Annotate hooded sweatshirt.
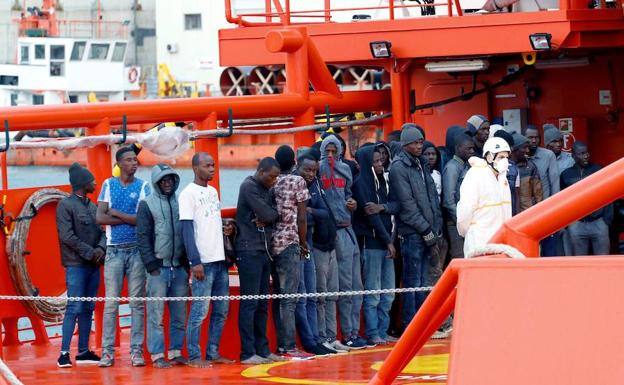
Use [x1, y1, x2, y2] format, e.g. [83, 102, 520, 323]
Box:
[137, 165, 186, 273]
[456, 157, 512, 257]
[319, 135, 354, 227]
[440, 125, 466, 169]
[352, 145, 394, 250]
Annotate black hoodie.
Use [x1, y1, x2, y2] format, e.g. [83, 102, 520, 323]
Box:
[352, 145, 393, 250]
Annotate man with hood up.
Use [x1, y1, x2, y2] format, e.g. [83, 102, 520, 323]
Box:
[466, 115, 490, 158]
[457, 137, 512, 256]
[353, 145, 396, 346]
[319, 135, 367, 350]
[389, 124, 443, 331]
[137, 164, 189, 369]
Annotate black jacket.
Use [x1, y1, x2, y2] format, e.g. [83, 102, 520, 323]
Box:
[389, 151, 443, 237]
[307, 178, 336, 252]
[561, 163, 613, 223]
[353, 145, 393, 250]
[235, 175, 279, 253]
[56, 194, 106, 267]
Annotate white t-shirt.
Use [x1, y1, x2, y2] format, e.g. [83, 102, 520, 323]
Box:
[178, 183, 225, 264]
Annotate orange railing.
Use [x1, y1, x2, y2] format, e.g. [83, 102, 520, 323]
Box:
[368, 157, 624, 384]
[225, 0, 464, 27]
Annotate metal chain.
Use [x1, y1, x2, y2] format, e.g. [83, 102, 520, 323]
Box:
[0, 286, 432, 302]
[0, 358, 24, 385]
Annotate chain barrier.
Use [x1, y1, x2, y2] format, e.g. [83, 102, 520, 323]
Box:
[0, 286, 433, 303]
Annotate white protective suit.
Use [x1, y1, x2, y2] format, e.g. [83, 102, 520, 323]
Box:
[456, 156, 512, 257]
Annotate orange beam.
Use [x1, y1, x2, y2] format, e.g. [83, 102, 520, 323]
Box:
[0, 90, 389, 131]
[194, 113, 221, 192]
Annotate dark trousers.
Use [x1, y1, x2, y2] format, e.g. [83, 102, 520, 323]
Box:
[237, 251, 271, 360]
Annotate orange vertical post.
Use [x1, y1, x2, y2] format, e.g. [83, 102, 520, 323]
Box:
[1, 152, 7, 190]
[324, 0, 331, 21]
[87, 118, 111, 349]
[194, 113, 221, 192]
[390, 68, 407, 130]
[293, 107, 316, 150]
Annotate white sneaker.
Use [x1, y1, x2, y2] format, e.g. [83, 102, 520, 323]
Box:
[431, 326, 452, 339]
[329, 340, 351, 353]
[323, 341, 347, 354]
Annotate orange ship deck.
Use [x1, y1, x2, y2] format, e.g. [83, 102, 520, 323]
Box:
[2, 329, 449, 385]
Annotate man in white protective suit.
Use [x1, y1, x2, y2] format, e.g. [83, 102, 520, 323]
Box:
[456, 137, 512, 257]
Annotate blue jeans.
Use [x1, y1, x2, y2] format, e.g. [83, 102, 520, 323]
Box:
[146, 266, 189, 361]
[362, 248, 395, 340]
[186, 261, 230, 361]
[313, 248, 338, 342]
[541, 234, 558, 257]
[102, 245, 146, 355]
[335, 227, 363, 338]
[61, 266, 100, 352]
[237, 251, 271, 360]
[274, 244, 301, 351]
[295, 257, 319, 349]
[400, 234, 430, 328]
[568, 219, 610, 256]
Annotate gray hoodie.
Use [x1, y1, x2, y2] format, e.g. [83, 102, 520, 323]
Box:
[319, 135, 353, 227]
[136, 164, 186, 273]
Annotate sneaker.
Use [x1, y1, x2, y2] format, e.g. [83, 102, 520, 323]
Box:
[170, 355, 188, 366]
[304, 344, 330, 357]
[208, 355, 236, 364]
[98, 352, 114, 367]
[152, 358, 172, 369]
[57, 352, 72, 368]
[342, 336, 366, 350]
[384, 335, 399, 343]
[319, 343, 338, 355]
[130, 352, 146, 367]
[354, 336, 370, 347]
[241, 355, 271, 365]
[431, 326, 452, 339]
[264, 353, 287, 362]
[75, 350, 100, 364]
[327, 340, 350, 353]
[367, 337, 387, 347]
[279, 349, 315, 361]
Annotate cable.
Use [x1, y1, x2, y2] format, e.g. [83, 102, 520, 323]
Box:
[6, 188, 69, 322]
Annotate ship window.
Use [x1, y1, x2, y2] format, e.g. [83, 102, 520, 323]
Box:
[111, 42, 127, 62]
[88, 43, 110, 60]
[0, 75, 18, 86]
[71, 42, 86, 61]
[10, 93, 18, 106]
[35, 44, 45, 59]
[68, 94, 78, 103]
[184, 14, 202, 30]
[50, 62, 64, 76]
[32, 94, 44, 105]
[51, 45, 65, 60]
[20, 45, 29, 63]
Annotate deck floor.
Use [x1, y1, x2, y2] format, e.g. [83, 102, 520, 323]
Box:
[2, 330, 450, 385]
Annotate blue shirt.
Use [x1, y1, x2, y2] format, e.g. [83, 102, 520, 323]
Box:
[98, 177, 151, 245]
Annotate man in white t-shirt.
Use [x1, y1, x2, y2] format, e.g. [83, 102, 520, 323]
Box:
[181, 152, 234, 367]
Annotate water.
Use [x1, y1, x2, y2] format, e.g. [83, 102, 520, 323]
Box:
[7, 166, 254, 207]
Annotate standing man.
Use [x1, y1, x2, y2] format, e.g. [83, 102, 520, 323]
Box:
[137, 164, 189, 369]
[319, 135, 366, 350]
[181, 153, 235, 366]
[236, 157, 282, 364]
[272, 145, 314, 360]
[97, 146, 151, 367]
[543, 124, 575, 174]
[442, 133, 474, 260]
[523, 125, 560, 255]
[389, 125, 443, 331]
[510, 133, 543, 213]
[560, 142, 612, 256]
[56, 163, 106, 368]
[466, 115, 490, 158]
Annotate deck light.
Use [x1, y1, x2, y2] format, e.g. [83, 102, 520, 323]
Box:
[425, 59, 490, 73]
[529, 33, 552, 51]
[370, 41, 392, 59]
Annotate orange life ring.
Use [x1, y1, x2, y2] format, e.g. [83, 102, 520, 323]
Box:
[128, 67, 138, 83]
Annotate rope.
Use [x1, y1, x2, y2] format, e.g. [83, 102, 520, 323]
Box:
[0, 358, 24, 385]
[6, 188, 69, 323]
[465, 243, 527, 259]
[0, 286, 432, 302]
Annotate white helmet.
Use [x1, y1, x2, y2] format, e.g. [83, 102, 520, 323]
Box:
[483, 137, 510, 157]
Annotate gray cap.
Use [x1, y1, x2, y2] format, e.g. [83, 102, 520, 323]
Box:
[511, 132, 528, 151]
[543, 124, 563, 145]
[400, 123, 425, 146]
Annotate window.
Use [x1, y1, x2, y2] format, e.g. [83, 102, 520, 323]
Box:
[0, 75, 18, 86]
[20, 45, 29, 63]
[71, 42, 86, 61]
[10, 94, 18, 106]
[32, 95, 44, 105]
[111, 42, 127, 62]
[88, 43, 109, 60]
[184, 14, 202, 30]
[50, 62, 64, 76]
[68, 95, 78, 103]
[35, 45, 45, 59]
[50, 45, 65, 60]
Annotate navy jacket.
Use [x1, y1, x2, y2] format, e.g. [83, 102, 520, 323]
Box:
[307, 177, 337, 252]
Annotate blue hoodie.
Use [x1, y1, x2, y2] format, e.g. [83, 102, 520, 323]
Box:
[319, 135, 353, 227]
